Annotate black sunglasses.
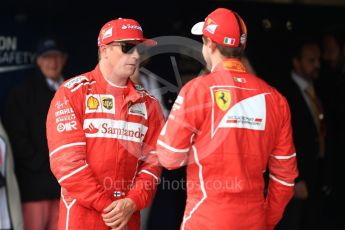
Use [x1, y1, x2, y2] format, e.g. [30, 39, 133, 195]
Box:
[119, 43, 137, 54]
[108, 42, 145, 54]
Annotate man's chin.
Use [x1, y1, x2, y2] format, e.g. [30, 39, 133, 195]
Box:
[126, 67, 137, 76]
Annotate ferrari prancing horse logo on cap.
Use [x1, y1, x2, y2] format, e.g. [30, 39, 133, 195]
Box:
[215, 90, 231, 111]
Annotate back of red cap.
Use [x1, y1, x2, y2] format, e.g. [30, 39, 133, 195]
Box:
[191, 8, 247, 47]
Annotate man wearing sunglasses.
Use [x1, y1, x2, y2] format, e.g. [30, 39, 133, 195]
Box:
[46, 18, 164, 230]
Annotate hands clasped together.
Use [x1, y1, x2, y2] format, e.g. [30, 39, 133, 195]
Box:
[102, 198, 136, 230]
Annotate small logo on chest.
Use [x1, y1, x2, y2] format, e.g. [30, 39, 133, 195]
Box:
[85, 94, 115, 114]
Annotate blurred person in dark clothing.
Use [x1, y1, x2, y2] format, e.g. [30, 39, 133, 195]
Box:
[317, 29, 345, 117]
[321, 29, 345, 76]
[277, 35, 332, 230]
[317, 28, 345, 229]
[2, 37, 67, 230]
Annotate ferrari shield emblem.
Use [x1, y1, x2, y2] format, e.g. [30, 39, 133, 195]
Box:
[215, 90, 231, 111]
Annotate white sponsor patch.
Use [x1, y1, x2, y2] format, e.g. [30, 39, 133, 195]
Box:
[56, 114, 76, 123]
[175, 96, 184, 105]
[85, 94, 115, 114]
[128, 103, 147, 119]
[57, 121, 77, 132]
[134, 84, 145, 91]
[103, 28, 113, 39]
[214, 93, 267, 136]
[205, 24, 218, 34]
[121, 24, 143, 31]
[55, 107, 76, 123]
[55, 108, 74, 117]
[55, 97, 70, 110]
[172, 104, 181, 111]
[210, 86, 269, 137]
[240, 34, 247, 45]
[233, 77, 246, 83]
[171, 96, 184, 112]
[64, 76, 88, 89]
[83, 118, 148, 143]
[224, 37, 236, 45]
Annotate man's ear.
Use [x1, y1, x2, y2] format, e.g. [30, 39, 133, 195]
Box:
[205, 38, 217, 53]
[210, 41, 217, 53]
[99, 46, 108, 59]
[36, 56, 42, 67]
[61, 53, 68, 66]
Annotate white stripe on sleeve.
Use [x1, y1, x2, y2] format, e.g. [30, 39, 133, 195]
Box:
[50, 142, 86, 157]
[269, 174, 294, 187]
[138, 169, 160, 183]
[270, 153, 296, 160]
[58, 164, 89, 183]
[157, 140, 189, 153]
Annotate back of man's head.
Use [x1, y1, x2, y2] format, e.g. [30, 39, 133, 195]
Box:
[191, 8, 247, 58]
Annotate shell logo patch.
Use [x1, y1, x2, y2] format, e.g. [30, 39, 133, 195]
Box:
[87, 96, 99, 110]
[215, 90, 231, 111]
[85, 94, 115, 115]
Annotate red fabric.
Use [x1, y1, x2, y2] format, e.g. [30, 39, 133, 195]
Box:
[97, 18, 156, 46]
[192, 8, 247, 47]
[157, 59, 298, 230]
[22, 200, 59, 230]
[47, 65, 163, 230]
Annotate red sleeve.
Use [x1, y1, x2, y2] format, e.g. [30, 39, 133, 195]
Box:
[47, 84, 112, 213]
[126, 99, 164, 210]
[265, 95, 298, 229]
[157, 81, 205, 169]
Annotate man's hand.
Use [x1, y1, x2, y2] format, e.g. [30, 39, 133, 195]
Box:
[294, 180, 308, 200]
[102, 198, 136, 230]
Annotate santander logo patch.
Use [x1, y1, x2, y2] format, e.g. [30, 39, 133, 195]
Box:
[83, 118, 148, 143]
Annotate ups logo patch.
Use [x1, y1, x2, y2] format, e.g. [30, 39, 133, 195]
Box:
[102, 97, 113, 110]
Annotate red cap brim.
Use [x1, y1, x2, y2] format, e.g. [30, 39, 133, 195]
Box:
[142, 39, 157, 46]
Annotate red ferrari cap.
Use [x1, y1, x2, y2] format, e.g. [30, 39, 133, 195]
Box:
[97, 18, 157, 46]
[191, 8, 247, 47]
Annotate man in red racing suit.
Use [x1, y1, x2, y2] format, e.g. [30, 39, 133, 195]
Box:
[157, 8, 298, 230]
[46, 18, 163, 230]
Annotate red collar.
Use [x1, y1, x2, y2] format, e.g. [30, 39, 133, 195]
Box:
[212, 58, 247, 73]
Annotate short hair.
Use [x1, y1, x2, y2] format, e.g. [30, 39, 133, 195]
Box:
[323, 27, 345, 48]
[203, 36, 245, 58]
[289, 34, 320, 60]
[215, 44, 245, 58]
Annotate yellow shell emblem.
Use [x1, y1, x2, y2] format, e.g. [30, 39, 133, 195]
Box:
[215, 90, 231, 111]
[87, 96, 99, 110]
